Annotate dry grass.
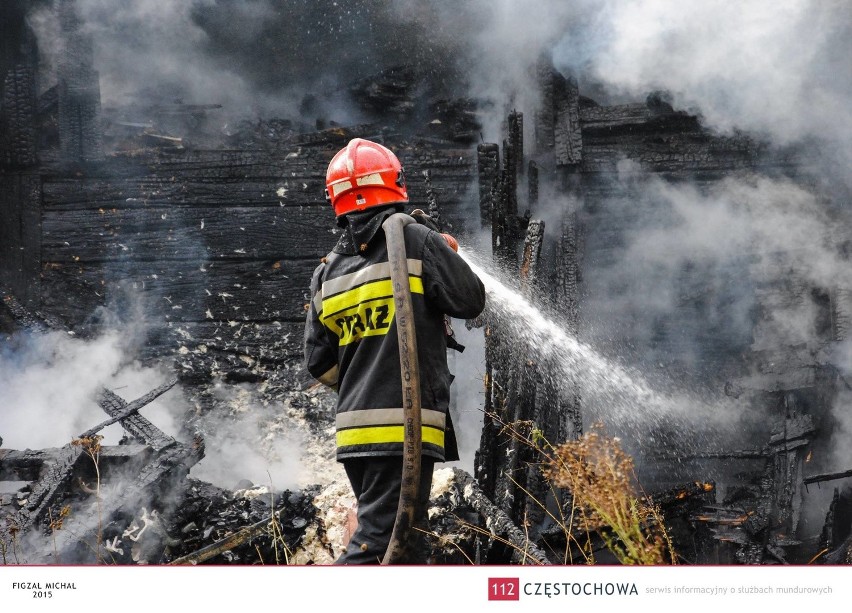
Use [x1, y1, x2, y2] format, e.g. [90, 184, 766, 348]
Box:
[71, 435, 104, 563]
[542, 423, 674, 565]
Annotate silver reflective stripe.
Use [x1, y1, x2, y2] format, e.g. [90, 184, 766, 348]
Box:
[331, 180, 352, 197]
[336, 408, 445, 430]
[322, 259, 423, 300]
[356, 173, 385, 186]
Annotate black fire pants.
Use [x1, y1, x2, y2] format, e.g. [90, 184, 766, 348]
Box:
[335, 456, 435, 565]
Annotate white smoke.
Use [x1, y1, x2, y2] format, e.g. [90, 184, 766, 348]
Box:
[0, 329, 181, 450]
[554, 1, 852, 166]
[187, 382, 327, 491]
[587, 168, 850, 350]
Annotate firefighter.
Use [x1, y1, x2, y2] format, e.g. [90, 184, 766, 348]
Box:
[303, 138, 485, 564]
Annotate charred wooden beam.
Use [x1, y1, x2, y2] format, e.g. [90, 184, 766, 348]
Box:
[552, 211, 583, 445]
[477, 143, 499, 227]
[97, 387, 176, 452]
[9, 444, 84, 536]
[493, 220, 546, 528]
[534, 57, 557, 154]
[474, 335, 499, 499]
[79, 377, 178, 438]
[769, 410, 813, 536]
[519, 220, 544, 292]
[507, 111, 523, 178]
[348, 65, 417, 116]
[57, 0, 103, 162]
[769, 412, 815, 446]
[451, 468, 550, 565]
[0, 444, 151, 482]
[554, 76, 582, 166]
[0, 174, 42, 307]
[804, 468, 852, 487]
[2, 64, 37, 168]
[48, 437, 205, 562]
[422, 169, 444, 230]
[1, 287, 53, 332]
[528, 160, 538, 207]
[169, 510, 277, 565]
[818, 488, 840, 553]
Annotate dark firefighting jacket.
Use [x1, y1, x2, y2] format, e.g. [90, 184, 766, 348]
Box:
[304, 207, 486, 462]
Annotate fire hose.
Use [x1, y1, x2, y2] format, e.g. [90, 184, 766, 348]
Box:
[381, 212, 422, 564]
[380, 212, 460, 563]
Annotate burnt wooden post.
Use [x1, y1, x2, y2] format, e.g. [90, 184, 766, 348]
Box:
[555, 211, 583, 444]
[528, 160, 539, 207]
[57, 0, 103, 163]
[477, 143, 500, 227]
[422, 169, 442, 228]
[2, 65, 37, 167]
[508, 110, 523, 177]
[554, 76, 582, 167]
[0, 15, 41, 307]
[535, 57, 582, 167]
[517, 221, 549, 529]
[534, 57, 556, 155]
[0, 173, 41, 305]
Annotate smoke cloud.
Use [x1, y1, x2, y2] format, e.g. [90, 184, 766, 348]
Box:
[0, 329, 180, 449]
[187, 382, 338, 491]
[553, 1, 852, 175]
[582, 169, 851, 364]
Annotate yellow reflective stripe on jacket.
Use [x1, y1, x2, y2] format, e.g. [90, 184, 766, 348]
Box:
[322, 276, 423, 317]
[320, 276, 424, 346]
[321, 259, 423, 302]
[336, 425, 445, 448]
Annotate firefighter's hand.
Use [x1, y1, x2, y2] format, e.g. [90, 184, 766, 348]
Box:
[410, 209, 440, 232]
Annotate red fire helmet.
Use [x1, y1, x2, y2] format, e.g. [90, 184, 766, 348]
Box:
[325, 138, 409, 218]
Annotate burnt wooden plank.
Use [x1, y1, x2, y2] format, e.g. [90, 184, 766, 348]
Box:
[579, 103, 655, 129]
[804, 468, 852, 487]
[81, 378, 177, 438]
[0, 445, 154, 482]
[0, 173, 41, 305]
[42, 204, 337, 262]
[578, 133, 768, 173]
[97, 388, 175, 452]
[477, 143, 499, 227]
[41, 177, 325, 209]
[49, 439, 204, 563]
[555, 76, 582, 166]
[41, 257, 319, 324]
[2, 65, 38, 167]
[0, 449, 49, 481]
[11, 444, 84, 534]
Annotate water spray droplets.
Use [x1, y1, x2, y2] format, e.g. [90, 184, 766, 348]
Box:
[458, 248, 743, 452]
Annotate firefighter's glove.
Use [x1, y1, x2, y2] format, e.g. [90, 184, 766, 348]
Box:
[410, 209, 441, 232]
[441, 233, 459, 252]
[411, 209, 458, 251]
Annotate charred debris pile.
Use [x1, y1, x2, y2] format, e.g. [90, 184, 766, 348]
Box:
[3, 3, 852, 565]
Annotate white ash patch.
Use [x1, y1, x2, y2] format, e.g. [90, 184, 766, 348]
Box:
[290, 480, 355, 564]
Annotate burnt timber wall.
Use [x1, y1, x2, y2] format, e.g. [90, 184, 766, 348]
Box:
[32, 140, 476, 384]
[474, 74, 849, 561]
